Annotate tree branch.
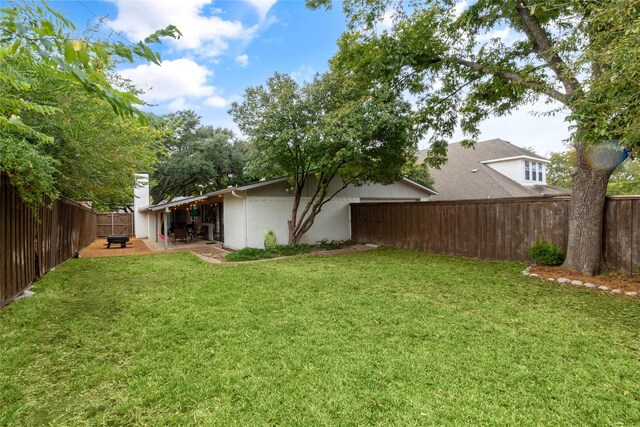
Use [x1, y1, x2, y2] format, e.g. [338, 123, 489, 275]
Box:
[514, 0, 581, 98]
[453, 57, 568, 103]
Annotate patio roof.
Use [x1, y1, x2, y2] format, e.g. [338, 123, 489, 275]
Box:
[137, 194, 210, 213]
[206, 176, 437, 197]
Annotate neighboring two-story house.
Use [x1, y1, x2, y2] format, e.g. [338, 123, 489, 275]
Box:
[417, 138, 569, 201]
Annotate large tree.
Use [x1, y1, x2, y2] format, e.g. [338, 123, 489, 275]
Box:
[549, 151, 640, 196]
[309, 0, 640, 275]
[229, 72, 416, 246]
[0, 1, 179, 207]
[151, 110, 249, 204]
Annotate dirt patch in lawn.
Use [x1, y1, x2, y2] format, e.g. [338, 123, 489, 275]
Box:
[80, 238, 153, 258]
[531, 265, 640, 295]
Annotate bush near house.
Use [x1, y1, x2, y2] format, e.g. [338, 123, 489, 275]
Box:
[529, 239, 565, 266]
[226, 241, 342, 261]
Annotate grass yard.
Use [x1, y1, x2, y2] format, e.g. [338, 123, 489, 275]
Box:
[1, 248, 639, 426]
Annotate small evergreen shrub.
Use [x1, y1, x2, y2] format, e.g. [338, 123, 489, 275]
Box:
[528, 239, 565, 266]
[264, 230, 277, 251]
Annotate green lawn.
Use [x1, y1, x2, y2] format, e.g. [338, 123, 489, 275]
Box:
[1, 248, 638, 426]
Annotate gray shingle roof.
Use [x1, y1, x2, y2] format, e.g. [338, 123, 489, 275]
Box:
[417, 138, 569, 201]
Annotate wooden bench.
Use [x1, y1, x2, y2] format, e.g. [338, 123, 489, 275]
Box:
[106, 235, 130, 248]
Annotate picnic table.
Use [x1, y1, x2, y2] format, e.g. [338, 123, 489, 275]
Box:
[105, 235, 129, 248]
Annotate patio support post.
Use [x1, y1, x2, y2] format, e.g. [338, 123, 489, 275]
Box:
[164, 208, 169, 251]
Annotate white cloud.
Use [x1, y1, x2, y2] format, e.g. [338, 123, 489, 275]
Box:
[375, 10, 394, 34]
[107, 0, 257, 57]
[118, 58, 215, 104]
[235, 54, 249, 67]
[244, 0, 278, 20]
[203, 96, 230, 108]
[453, 0, 468, 18]
[477, 27, 510, 42]
[291, 65, 316, 83]
[168, 97, 189, 111]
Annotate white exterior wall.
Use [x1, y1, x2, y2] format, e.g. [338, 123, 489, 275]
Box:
[147, 212, 157, 241]
[486, 159, 525, 185]
[134, 174, 150, 238]
[222, 194, 247, 250]
[241, 197, 358, 249]
[486, 159, 548, 186]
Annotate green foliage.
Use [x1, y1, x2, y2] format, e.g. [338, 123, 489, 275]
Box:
[264, 230, 277, 251]
[529, 239, 565, 266]
[229, 71, 416, 245]
[150, 111, 249, 204]
[225, 241, 342, 261]
[403, 160, 435, 188]
[548, 151, 640, 195]
[0, 1, 179, 208]
[547, 151, 575, 189]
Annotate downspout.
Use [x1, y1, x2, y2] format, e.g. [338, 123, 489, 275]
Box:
[231, 190, 248, 248]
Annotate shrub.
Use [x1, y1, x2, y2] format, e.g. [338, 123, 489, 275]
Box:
[264, 230, 277, 251]
[529, 239, 565, 266]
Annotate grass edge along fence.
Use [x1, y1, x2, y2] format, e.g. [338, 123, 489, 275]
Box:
[1, 176, 97, 308]
[350, 196, 640, 274]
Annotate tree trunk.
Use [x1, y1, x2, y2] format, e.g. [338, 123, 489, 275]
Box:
[562, 155, 611, 276]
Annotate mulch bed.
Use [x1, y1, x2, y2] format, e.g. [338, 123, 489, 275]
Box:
[80, 238, 153, 258]
[530, 265, 640, 294]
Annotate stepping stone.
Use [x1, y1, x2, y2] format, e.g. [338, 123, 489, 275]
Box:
[626, 291, 638, 297]
[597, 285, 609, 291]
[571, 280, 583, 286]
[557, 278, 571, 284]
[583, 283, 596, 289]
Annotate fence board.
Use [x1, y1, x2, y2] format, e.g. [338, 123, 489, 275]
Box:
[1, 177, 97, 308]
[351, 196, 640, 274]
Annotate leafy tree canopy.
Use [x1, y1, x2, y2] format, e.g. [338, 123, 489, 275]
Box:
[0, 0, 180, 208]
[549, 151, 640, 195]
[308, 0, 640, 274]
[229, 72, 417, 245]
[150, 110, 249, 204]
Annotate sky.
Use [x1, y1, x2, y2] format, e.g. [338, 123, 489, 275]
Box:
[52, 0, 572, 157]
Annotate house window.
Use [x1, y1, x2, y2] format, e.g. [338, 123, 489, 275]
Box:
[538, 163, 543, 181]
[524, 160, 530, 180]
[532, 163, 537, 181]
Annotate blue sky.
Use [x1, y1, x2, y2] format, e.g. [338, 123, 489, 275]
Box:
[51, 0, 571, 156]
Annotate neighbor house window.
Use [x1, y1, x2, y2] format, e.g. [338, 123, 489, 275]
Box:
[524, 160, 530, 180]
[532, 163, 537, 181]
[538, 163, 543, 181]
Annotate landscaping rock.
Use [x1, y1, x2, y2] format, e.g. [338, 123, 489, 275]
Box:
[597, 285, 609, 291]
[529, 273, 540, 278]
[547, 278, 555, 282]
[626, 291, 638, 298]
[557, 278, 571, 284]
[612, 289, 622, 295]
[522, 271, 530, 276]
[571, 280, 583, 286]
[583, 283, 596, 289]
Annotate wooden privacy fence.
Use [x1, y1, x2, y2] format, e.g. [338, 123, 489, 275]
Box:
[350, 196, 640, 274]
[96, 212, 134, 237]
[1, 177, 97, 308]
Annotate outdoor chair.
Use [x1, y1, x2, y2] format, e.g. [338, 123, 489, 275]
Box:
[197, 225, 208, 240]
[172, 227, 188, 243]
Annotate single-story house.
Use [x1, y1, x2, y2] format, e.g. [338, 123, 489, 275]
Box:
[416, 138, 569, 200]
[134, 176, 436, 250]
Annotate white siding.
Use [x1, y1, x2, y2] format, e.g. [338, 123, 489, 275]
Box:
[242, 197, 358, 249]
[222, 193, 247, 250]
[485, 159, 526, 185]
[134, 174, 150, 238]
